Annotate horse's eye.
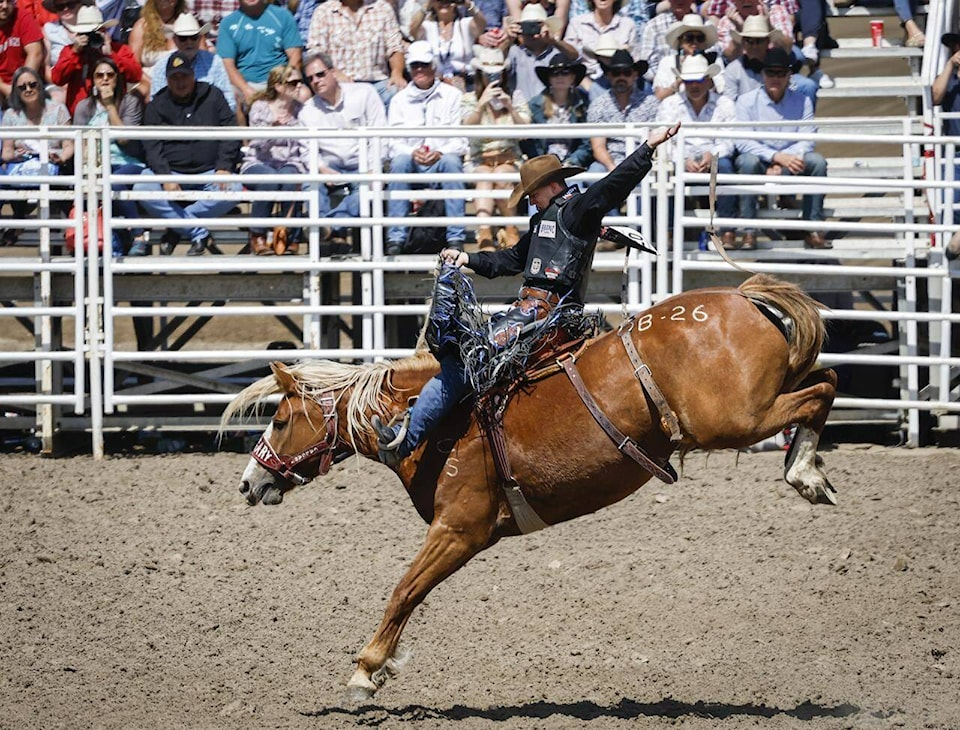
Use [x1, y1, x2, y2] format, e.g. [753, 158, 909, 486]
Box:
[273, 420, 287, 431]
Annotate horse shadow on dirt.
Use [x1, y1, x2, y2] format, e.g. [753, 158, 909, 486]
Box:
[302, 697, 863, 724]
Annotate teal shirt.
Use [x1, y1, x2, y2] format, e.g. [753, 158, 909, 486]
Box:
[217, 5, 302, 84]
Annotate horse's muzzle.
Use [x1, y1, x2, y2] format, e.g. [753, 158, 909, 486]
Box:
[239, 479, 285, 506]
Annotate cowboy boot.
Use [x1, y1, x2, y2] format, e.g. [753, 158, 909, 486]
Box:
[476, 225, 496, 252]
[497, 225, 520, 249]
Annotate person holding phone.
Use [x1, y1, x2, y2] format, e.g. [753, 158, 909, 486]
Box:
[461, 45, 531, 250]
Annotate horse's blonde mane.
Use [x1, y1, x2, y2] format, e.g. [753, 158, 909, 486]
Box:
[219, 352, 438, 442]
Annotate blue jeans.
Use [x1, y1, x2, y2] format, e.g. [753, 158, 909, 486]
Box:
[387, 153, 466, 244]
[798, 0, 828, 40]
[134, 168, 240, 242]
[244, 162, 303, 238]
[111, 162, 144, 244]
[317, 162, 360, 235]
[398, 353, 470, 458]
[735, 151, 827, 228]
[893, 0, 917, 22]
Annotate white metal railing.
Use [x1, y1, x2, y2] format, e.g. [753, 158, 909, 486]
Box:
[2, 119, 959, 453]
[0, 127, 87, 448]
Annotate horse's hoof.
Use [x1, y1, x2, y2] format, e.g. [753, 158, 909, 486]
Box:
[817, 479, 838, 506]
[346, 671, 377, 703]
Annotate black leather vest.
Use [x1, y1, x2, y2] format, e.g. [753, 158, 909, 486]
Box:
[522, 186, 590, 295]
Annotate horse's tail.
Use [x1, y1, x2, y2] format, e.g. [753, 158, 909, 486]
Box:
[739, 274, 826, 390]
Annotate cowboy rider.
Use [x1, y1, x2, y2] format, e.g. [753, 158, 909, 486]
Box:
[373, 121, 682, 467]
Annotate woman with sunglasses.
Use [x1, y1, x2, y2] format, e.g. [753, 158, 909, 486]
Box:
[409, 0, 486, 92]
[0, 66, 73, 247]
[72, 58, 148, 255]
[521, 53, 592, 168]
[241, 64, 309, 255]
[653, 14, 718, 100]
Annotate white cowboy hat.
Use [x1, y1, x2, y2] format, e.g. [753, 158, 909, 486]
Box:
[664, 14, 718, 49]
[673, 53, 721, 82]
[731, 14, 784, 45]
[518, 3, 564, 38]
[583, 33, 624, 61]
[170, 13, 212, 37]
[470, 45, 506, 74]
[63, 5, 118, 33]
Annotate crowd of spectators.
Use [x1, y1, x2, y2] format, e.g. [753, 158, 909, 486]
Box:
[0, 0, 948, 257]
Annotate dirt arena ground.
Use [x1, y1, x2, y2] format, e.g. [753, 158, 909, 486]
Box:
[0, 446, 957, 730]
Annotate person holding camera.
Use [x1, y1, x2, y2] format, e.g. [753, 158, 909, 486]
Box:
[51, 5, 143, 114]
[503, 1, 577, 102]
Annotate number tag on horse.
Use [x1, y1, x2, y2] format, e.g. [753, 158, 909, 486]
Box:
[538, 220, 556, 238]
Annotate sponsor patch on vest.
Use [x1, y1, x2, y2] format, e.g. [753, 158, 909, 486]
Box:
[530, 257, 542, 274]
[544, 266, 560, 280]
[538, 220, 556, 238]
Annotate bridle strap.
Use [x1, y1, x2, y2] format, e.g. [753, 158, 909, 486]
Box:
[250, 393, 338, 485]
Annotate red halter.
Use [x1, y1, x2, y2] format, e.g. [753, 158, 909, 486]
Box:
[250, 393, 339, 485]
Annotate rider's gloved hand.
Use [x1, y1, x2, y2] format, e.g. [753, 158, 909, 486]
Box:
[440, 248, 469, 268]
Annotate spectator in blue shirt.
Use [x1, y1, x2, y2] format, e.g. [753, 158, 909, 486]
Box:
[734, 46, 829, 249]
[217, 0, 302, 110]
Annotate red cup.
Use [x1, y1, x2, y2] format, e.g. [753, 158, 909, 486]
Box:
[870, 19, 884, 47]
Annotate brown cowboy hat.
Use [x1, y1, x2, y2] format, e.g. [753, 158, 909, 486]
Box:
[508, 154, 585, 208]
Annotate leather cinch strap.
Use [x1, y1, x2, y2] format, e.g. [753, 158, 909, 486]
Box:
[561, 356, 678, 485]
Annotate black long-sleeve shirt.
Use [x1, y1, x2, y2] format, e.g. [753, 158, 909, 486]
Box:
[142, 82, 240, 175]
[466, 143, 656, 293]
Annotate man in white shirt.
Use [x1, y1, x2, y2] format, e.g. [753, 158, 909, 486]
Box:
[298, 51, 387, 246]
[655, 54, 740, 247]
[385, 41, 468, 253]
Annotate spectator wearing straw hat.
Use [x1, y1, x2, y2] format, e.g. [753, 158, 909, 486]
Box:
[656, 53, 738, 247]
[0, 0, 44, 106]
[701, 0, 796, 61]
[637, 0, 695, 83]
[653, 13, 720, 100]
[586, 48, 656, 173]
[384, 41, 468, 254]
[521, 52, 592, 167]
[42, 0, 92, 78]
[503, 1, 576, 101]
[151, 13, 237, 112]
[934, 32, 960, 261]
[722, 14, 816, 104]
[51, 4, 142, 113]
[134, 51, 241, 256]
[734, 46, 828, 250]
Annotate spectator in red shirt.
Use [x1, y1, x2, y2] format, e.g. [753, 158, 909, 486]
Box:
[0, 0, 44, 106]
[50, 4, 142, 113]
